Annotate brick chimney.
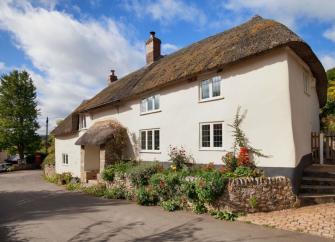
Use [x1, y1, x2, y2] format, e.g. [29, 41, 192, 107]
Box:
[108, 70, 117, 84]
[146, 31, 161, 64]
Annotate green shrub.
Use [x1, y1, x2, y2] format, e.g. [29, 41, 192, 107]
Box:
[128, 162, 163, 187]
[125, 190, 135, 200]
[104, 187, 126, 199]
[211, 211, 238, 221]
[102, 161, 136, 182]
[168, 146, 194, 171]
[192, 202, 207, 214]
[45, 174, 59, 184]
[136, 187, 159, 206]
[82, 184, 106, 197]
[181, 179, 198, 201]
[66, 182, 81, 191]
[59, 172, 73, 185]
[161, 199, 180, 212]
[249, 196, 258, 209]
[233, 166, 253, 177]
[150, 172, 183, 201]
[195, 171, 227, 203]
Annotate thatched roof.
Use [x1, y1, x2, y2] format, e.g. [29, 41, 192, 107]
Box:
[75, 120, 125, 146]
[52, 16, 327, 137]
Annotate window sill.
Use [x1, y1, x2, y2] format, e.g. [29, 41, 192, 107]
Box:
[199, 96, 224, 103]
[140, 109, 161, 116]
[199, 148, 224, 151]
[140, 150, 161, 154]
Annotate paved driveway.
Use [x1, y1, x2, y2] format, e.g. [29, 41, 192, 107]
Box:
[0, 170, 332, 242]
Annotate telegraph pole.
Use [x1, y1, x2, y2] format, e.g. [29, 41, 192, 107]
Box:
[45, 117, 49, 154]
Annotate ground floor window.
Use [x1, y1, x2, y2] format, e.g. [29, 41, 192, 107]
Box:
[140, 129, 160, 151]
[200, 122, 223, 149]
[62, 153, 69, 164]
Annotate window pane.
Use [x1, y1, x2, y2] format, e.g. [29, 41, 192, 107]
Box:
[154, 95, 160, 110]
[147, 97, 154, 111]
[140, 99, 146, 113]
[212, 77, 221, 97]
[141, 131, 146, 150]
[201, 80, 210, 99]
[147, 130, 153, 150]
[154, 130, 160, 150]
[213, 124, 222, 147]
[201, 124, 210, 147]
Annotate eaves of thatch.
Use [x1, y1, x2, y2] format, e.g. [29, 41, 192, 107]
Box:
[52, 16, 327, 137]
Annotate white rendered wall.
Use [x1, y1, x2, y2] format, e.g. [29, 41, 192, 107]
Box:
[55, 134, 82, 177]
[287, 49, 320, 166]
[91, 48, 297, 168]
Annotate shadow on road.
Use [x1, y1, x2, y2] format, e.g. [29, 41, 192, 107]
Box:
[0, 190, 130, 225]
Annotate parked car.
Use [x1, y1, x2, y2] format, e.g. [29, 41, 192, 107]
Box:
[5, 154, 26, 165]
[0, 163, 12, 172]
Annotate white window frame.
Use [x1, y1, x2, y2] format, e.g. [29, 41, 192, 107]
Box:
[199, 122, 224, 150]
[62, 153, 69, 165]
[303, 70, 310, 95]
[140, 128, 160, 153]
[199, 76, 223, 102]
[79, 114, 87, 130]
[140, 95, 161, 115]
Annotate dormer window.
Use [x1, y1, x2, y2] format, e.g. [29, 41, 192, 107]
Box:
[79, 114, 86, 129]
[200, 76, 223, 101]
[140, 95, 160, 114]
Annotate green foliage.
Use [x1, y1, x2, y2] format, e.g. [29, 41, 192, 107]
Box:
[0, 70, 40, 158]
[104, 186, 126, 199]
[327, 67, 335, 82]
[44, 174, 59, 184]
[149, 172, 183, 201]
[102, 161, 136, 182]
[192, 202, 207, 214]
[233, 166, 253, 177]
[81, 184, 106, 197]
[128, 162, 163, 187]
[168, 146, 194, 170]
[195, 171, 227, 203]
[66, 182, 81, 191]
[45, 172, 72, 185]
[211, 211, 238, 221]
[161, 199, 180, 212]
[249, 196, 258, 209]
[136, 187, 159, 206]
[42, 135, 55, 167]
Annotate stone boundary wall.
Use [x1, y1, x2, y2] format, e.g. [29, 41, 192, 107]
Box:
[44, 165, 56, 178]
[218, 176, 298, 213]
[103, 175, 298, 213]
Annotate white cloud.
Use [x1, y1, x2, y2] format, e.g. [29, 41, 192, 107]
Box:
[161, 43, 178, 54]
[0, 0, 145, 133]
[0, 62, 5, 71]
[123, 0, 206, 26]
[324, 26, 335, 43]
[321, 55, 335, 70]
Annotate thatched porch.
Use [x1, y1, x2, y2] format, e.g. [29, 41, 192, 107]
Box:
[75, 120, 127, 183]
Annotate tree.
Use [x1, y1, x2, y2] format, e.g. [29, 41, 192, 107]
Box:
[320, 67, 335, 131]
[0, 70, 40, 159]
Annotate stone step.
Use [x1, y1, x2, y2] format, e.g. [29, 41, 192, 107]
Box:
[300, 185, 335, 189]
[302, 177, 335, 182]
[299, 193, 335, 198]
[298, 193, 335, 205]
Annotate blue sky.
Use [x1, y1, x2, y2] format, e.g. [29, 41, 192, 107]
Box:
[0, 0, 335, 133]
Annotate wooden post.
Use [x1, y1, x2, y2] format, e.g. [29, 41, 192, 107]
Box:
[320, 133, 324, 165]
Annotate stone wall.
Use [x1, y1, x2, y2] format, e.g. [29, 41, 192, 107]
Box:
[103, 175, 298, 213]
[44, 165, 56, 177]
[215, 176, 298, 213]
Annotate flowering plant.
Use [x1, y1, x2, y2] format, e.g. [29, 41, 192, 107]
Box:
[168, 146, 194, 171]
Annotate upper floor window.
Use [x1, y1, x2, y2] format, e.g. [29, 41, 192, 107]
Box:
[62, 153, 69, 165]
[303, 71, 310, 95]
[140, 129, 160, 152]
[200, 122, 223, 149]
[79, 114, 86, 129]
[140, 95, 160, 114]
[200, 76, 222, 101]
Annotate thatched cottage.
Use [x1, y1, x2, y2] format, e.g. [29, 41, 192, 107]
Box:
[52, 16, 327, 190]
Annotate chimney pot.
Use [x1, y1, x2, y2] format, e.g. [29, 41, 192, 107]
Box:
[146, 31, 161, 65]
[108, 69, 118, 84]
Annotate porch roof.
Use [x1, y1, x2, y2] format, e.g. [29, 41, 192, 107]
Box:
[75, 120, 124, 146]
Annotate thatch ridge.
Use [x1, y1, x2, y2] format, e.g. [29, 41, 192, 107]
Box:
[53, 16, 327, 137]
